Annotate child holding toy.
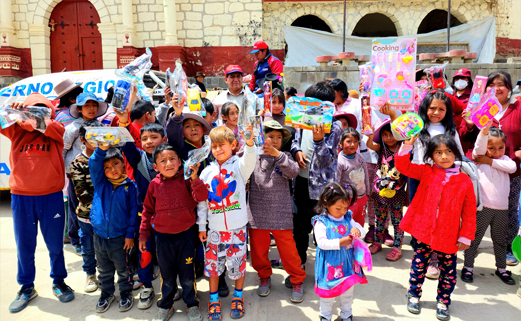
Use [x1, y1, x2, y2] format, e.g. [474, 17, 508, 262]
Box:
[462, 123, 517, 285]
[396, 134, 476, 321]
[220, 102, 240, 135]
[336, 128, 370, 226]
[139, 143, 208, 321]
[366, 107, 407, 261]
[260, 88, 296, 153]
[248, 120, 306, 303]
[197, 125, 257, 320]
[312, 183, 367, 321]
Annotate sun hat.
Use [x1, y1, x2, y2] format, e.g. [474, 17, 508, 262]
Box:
[225, 65, 244, 76]
[70, 93, 108, 119]
[372, 118, 391, 145]
[55, 78, 83, 99]
[263, 120, 292, 146]
[250, 41, 269, 54]
[182, 107, 211, 134]
[333, 110, 358, 130]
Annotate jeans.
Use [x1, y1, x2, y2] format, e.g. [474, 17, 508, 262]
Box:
[78, 220, 97, 276]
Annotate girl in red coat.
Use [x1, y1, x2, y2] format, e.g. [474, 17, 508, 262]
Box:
[396, 134, 476, 321]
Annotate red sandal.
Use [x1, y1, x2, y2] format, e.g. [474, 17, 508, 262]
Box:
[386, 248, 402, 261]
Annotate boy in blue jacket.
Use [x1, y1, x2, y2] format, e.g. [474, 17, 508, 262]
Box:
[89, 145, 138, 313]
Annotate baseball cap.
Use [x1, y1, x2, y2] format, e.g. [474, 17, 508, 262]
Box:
[250, 41, 269, 54]
[454, 68, 472, 78]
[225, 65, 244, 76]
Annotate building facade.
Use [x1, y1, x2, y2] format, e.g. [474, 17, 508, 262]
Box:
[0, 0, 519, 81]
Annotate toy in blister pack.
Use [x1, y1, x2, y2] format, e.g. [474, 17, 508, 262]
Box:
[0, 105, 52, 132]
[111, 79, 132, 112]
[184, 135, 211, 179]
[239, 87, 257, 129]
[352, 237, 373, 271]
[370, 38, 417, 111]
[414, 80, 429, 113]
[114, 47, 152, 102]
[173, 59, 188, 107]
[361, 95, 373, 135]
[263, 80, 272, 117]
[85, 127, 134, 148]
[470, 87, 501, 129]
[187, 88, 202, 112]
[424, 62, 448, 89]
[250, 115, 265, 155]
[391, 112, 424, 141]
[463, 75, 488, 119]
[359, 64, 373, 94]
[285, 97, 335, 133]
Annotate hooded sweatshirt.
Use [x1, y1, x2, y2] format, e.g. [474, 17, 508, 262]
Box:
[0, 93, 66, 196]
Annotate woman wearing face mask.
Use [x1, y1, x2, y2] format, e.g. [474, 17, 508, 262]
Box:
[451, 69, 474, 105]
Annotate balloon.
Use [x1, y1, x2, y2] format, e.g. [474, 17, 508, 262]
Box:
[141, 250, 152, 268]
[512, 235, 521, 262]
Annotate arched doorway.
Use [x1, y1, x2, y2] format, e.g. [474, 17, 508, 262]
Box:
[352, 13, 398, 37]
[417, 10, 463, 34]
[291, 15, 332, 33]
[49, 0, 103, 73]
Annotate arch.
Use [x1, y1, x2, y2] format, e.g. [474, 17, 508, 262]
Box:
[351, 13, 398, 38]
[32, 0, 111, 25]
[346, 11, 403, 37]
[291, 15, 333, 33]
[417, 9, 464, 34]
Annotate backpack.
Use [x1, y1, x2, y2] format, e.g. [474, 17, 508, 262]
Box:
[456, 157, 483, 211]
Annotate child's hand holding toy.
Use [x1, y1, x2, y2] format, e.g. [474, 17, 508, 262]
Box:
[240, 124, 255, 147]
[404, 133, 418, 146]
[350, 228, 361, 238]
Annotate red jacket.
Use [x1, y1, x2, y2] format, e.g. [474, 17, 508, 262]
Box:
[0, 93, 66, 196]
[249, 54, 283, 91]
[446, 92, 466, 130]
[139, 172, 209, 241]
[395, 152, 476, 254]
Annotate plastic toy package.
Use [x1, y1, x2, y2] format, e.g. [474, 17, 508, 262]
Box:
[391, 112, 424, 141]
[470, 87, 501, 129]
[352, 237, 373, 272]
[284, 97, 334, 133]
[0, 105, 52, 133]
[462, 75, 488, 119]
[263, 80, 272, 117]
[111, 79, 133, 112]
[250, 115, 265, 155]
[370, 38, 417, 111]
[414, 80, 430, 113]
[359, 64, 373, 95]
[183, 135, 211, 179]
[85, 127, 135, 148]
[114, 47, 153, 104]
[173, 60, 188, 108]
[424, 61, 449, 90]
[187, 86, 206, 116]
[361, 95, 373, 135]
[239, 87, 257, 129]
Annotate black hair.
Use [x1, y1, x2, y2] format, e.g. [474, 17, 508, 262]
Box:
[221, 102, 239, 118]
[103, 147, 124, 163]
[79, 119, 104, 141]
[315, 182, 358, 214]
[152, 143, 180, 163]
[140, 122, 165, 138]
[105, 86, 114, 103]
[285, 87, 297, 97]
[451, 75, 473, 92]
[415, 70, 427, 82]
[130, 100, 155, 122]
[418, 89, 456, 148]
[77, 100, 98, 112]
[272, 88, 285, 106]
[259, 48, 271, 57]
[340, 127, 361, 145]
[201, 97, 215, 115]
[488, 127, 507, 143]
[304, 81, 335, 103]
[265, 127, 284, 136]
[329, 79, 349, 101]
[424, 134, 462, 164]
[59, 87, 83, 108]
[486, 70, 513, 94]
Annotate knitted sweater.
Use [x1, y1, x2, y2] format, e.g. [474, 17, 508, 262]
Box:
[336, 152, 370, 198]
[248, 152, 299, 230]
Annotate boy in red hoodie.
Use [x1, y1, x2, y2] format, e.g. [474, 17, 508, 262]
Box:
[1, 93, 75, 313]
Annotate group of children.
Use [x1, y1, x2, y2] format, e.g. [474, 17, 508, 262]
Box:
[2, 69, 520, 321]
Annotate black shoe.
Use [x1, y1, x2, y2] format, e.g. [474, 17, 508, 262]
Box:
[495, 269, 515, 285]
[407, 296, 420, 314]
[461, 267, 473, 283]
[284, 276, 292, 288]
[218, 274, 229, 297]
[52, 282, 75, 302]
[436, 303, 450, 320]
[96, 291, 115, 313]
[119, 290, 134, 312]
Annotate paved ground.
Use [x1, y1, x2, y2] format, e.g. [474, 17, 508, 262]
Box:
[0, 194, 520, 321]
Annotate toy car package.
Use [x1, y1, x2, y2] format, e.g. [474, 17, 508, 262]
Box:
[284, 97, 334, 133]
[183, 135, 211, 179]
[85, 127, 134, 148]
[0, 105, 52, 133]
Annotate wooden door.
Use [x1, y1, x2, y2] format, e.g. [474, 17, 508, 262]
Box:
[50, 0, 103, 73]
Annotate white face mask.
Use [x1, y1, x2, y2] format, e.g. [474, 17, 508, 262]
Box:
[454, 79, 468, 90]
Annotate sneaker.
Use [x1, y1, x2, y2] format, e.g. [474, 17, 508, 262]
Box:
[73, 244, 82, 256]
[85, 274, 99, 293]
[96, 291, 115, 313]
[436, 302, 450, 321]
[153, 307, 174, 321]
[290, 283, 304, 303]
[132, 280, 140, 290]
[118, 290, 134, 312]
[342, 316, 353, 321]
[137, 286, 155, 309]
[364, 225, 375, 243]
[270, 234, 276, 246]
[257, 277, 271, 297]
[506, 252, 519, 266]
[174, 288, 182, 301]
[270, 259, 284, 270]
[207, 301, 222, 321]
[383, 229, 394, 246]
[9, 288, 38, 313]
[284, 276, 292, 288]
[187, 306, 203, 321]
[426, 262, 440, 279]
[495, 269, 515, 285]
[460, 267, 473, 283]
[369, 242, 382, 254]
[407, 296, 420, 314]
[218, 274, 229, 297]
[133, 273, 139, 282]
[52, 282, 75, 303]
[230, 297, 245, 319]
[153, 265, 160, 280]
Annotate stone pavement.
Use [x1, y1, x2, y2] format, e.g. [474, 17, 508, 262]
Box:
[0, 197, 520, 321]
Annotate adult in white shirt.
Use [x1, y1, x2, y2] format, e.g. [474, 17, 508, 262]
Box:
[211, 65, 246, 125]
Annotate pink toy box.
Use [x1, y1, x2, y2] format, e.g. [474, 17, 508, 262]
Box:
[470, 87, 501, 129]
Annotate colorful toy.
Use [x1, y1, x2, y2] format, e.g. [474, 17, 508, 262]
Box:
[263, 80, 273, 117]
[371, 38, 417, 111]
[187, 88, 202, 112]
[470, 88, 501, 129]
[391, 112, 424, 141]
[0, 105, 52, 132]
[250, 115, 265, 155]
[424, 62, 448, 89]
[114, 47, 152, 103]
[463, 75, 488, 119]
[512, 235, 521, 262]
[359, 64, 373, 94]
[361, 95, 373, 135]
[140, 251, 152, 268]
[184, 135, 211, 179]
[352, 237, 373, 271]
[285, 97, 334, 133]
[85, 127, 134, 148]
[111, 79, 132, 111]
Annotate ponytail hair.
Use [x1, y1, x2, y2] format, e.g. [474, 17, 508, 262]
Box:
[315, 182, 357, 214]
